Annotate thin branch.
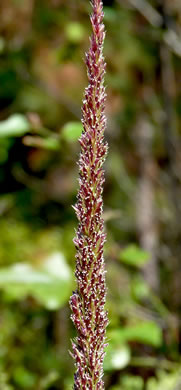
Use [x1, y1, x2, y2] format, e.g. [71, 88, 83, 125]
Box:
[118, 0, 163, 27]
[117, 0, 181, 57]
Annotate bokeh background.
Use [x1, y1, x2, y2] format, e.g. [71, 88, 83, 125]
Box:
[0, 0, 181, 389]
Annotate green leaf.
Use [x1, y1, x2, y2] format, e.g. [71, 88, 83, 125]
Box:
[13, 366, 36, 388]
[0, 138, 14, 164]
[147, 370, 180, 390]
[104, 343, 131, 371]
[23, 135, 60, 150]
[65, 22, 85, 43]
[120, 244, 150, 268]
[131, 277, 150, 300]
[121, 375, 144, 390]
[0, 252, 73, 310]
[36, 137, 60, 150]
[0, 114, 30, 137]
[109, 321, 162, 347]
[61, 121, 83, 141]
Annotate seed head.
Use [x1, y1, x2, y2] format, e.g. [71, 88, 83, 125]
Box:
[70, 1, 108, 388]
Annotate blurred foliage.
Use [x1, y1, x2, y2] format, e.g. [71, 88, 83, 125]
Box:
[0, 252, 73, 309]
[0, 0, 181, 389]
[61, 121, 83, 141]
[120, 244, 150, 267]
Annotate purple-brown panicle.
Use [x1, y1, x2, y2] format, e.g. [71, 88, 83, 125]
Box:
[70, 0, 108, 388]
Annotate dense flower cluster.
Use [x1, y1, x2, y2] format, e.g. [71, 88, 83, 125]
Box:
[70, 0, 108, 388]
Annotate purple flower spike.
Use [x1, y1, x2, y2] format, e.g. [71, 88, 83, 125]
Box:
[70, 0, 108, 389]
